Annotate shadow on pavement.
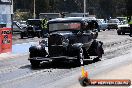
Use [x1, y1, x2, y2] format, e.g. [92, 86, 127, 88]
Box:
[31, 59, 101, 70]
[19, 58, 101, 70]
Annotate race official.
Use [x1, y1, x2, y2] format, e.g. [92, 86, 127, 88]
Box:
[41, 18, 48, 37]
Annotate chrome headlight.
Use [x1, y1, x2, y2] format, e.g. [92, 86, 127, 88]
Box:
[62, 38, 69, 47]
[37, 45, 42, 49]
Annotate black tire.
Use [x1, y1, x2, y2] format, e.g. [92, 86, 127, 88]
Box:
[108, 28, 110, 30]
[20, 32, 24, 39]
[117, 31, 121, 35]
[37, 32, 41, 38]
[103, 29, 105, 31]
[89, 40, 103, 62]
[30, 60, 40, 68]
[98, 28, 100, 32]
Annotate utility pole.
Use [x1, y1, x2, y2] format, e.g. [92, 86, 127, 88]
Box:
[33, 0, 36, 19]
[84, 0, 86, 17]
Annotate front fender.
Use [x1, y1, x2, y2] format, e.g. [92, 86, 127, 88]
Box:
[29, 45, 48, 58]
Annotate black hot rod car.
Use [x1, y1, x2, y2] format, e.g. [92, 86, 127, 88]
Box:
[28, 17, 104, 67]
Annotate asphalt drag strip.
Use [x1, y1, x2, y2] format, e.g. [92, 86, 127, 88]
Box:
[0, 30, 132, 88]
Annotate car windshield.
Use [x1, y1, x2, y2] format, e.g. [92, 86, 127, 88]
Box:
[49, 22, 81, 32]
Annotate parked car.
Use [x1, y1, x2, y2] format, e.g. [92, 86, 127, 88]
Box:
[97, 19, 108, 31]
[116, 17, 127, 23]
[117, 22, 130, 35]
[107, 19, 120, 30]
[28, 17, 104, 67]
[13, 21, 27, 33]
[20, 19, 43, 39]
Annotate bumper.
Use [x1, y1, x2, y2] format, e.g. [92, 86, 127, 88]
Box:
[28, 56, 77, 61]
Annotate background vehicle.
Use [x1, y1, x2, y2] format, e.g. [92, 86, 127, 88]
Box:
[97, 19, 108, 31]
[20, 19, 42, 39]
[28, 17, 104, 67]
[116, 17, 127, 24]
[107, 19, 120, 30]
[117, 22, 130, 35]
[13, 21, 27, 33]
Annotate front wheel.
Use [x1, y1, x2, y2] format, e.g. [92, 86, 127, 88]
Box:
[30, 60, 40, 68]
[103, 29, 106, 31]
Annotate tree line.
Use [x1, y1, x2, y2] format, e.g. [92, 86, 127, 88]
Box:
[13, 0, 130, 20]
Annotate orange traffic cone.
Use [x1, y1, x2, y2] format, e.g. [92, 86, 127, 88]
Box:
[81, 66, 88, 78]
[79, 66, 90, 87]
[84, 71, 88, 78]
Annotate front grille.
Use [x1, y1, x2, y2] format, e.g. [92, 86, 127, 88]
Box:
[48, 34, 62, 45]
[48, 34, 65, 57]
[49, 46, 65, 57]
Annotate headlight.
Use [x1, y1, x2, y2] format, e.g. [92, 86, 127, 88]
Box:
[37, 45, 42, 49]
[62, 38, 69, 47]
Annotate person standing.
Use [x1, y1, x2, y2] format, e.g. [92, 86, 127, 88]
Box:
[41, 18, 48, 38]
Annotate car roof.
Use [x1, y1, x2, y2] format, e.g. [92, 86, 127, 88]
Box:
[48, 17, 92, 23]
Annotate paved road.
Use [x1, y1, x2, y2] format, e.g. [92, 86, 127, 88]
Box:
[0, 30, 132, 88]
[68, 50, 132, 88]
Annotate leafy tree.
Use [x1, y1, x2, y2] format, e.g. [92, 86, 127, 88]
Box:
[13, 0, 128, 19]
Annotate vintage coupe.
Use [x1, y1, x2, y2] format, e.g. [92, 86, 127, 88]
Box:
[28, 17, 104, 67]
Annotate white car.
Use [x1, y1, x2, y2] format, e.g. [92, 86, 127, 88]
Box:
[97, 19, 108, 31]
[107, 19, 120, 30]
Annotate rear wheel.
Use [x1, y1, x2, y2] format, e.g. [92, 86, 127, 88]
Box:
[117, 31, 121, 35]
[103, 29, 105, 31]
[108, 27, 110, 30]
[88, 40, 104, 62]
[35, 31, 41, 38]
[20, 32, 24, 39]
[93, 42, 104, 62]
